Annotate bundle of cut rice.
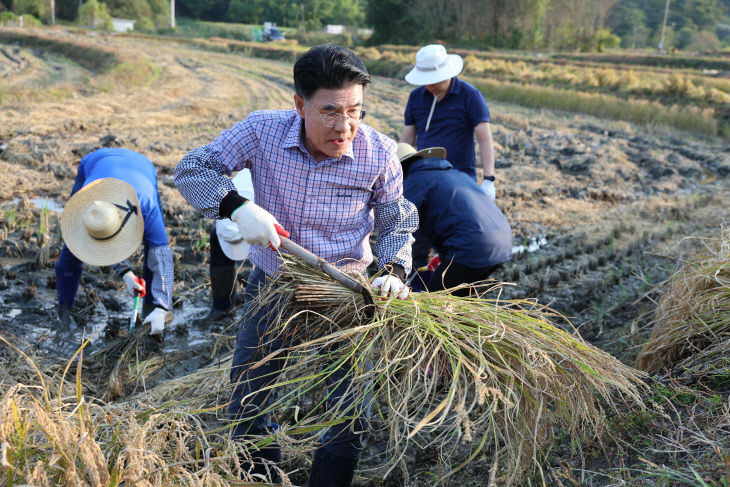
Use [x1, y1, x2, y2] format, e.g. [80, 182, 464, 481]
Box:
[636, 228, 730, 374]
[238, 255, 648, 484]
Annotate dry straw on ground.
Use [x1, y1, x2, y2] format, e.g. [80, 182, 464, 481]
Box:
[635, 227, 730, 374]
[0, 337, 276, 486]
[0, 253, 651, 486]
[237, 255, 649, 484]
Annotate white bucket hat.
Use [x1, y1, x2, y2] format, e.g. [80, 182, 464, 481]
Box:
[216, 169, 255, 261]
[405, 44, 463, 86]
[61, 178, 144, 266]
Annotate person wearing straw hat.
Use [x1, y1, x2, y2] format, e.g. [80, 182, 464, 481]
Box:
[200, 169, 254, 324]
[400, 44, 496, 199]
[55, 148, 174, 335]
[397, 143, 512, 295]
[175, 44, 418, 486]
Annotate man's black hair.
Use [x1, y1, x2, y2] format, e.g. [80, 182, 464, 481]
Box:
[293, 44, 371, 100]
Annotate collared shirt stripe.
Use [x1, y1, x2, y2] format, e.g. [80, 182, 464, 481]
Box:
[175, 110, 417, 276]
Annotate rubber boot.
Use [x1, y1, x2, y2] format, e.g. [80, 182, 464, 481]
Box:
[57, 305, 78, 329]
[204, 265, 237, 323]
[308, 449, 358, 487]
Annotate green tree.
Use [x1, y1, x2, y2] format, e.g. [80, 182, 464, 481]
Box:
[135, 16, 154, 31]
[225, 0, 263, 23]
[79, 0, 112, 30]
[148, 0, 170, 27]
[105, 0, 152, 23]
[682, 0, 726, 30]
[13, 0, 47, 21]
[682, 27, 722, 51]
[295, 0, 334, 30]
[55, 0, 79, 21]
[177, 0, 229, 20]
[366, 0, 426, 44]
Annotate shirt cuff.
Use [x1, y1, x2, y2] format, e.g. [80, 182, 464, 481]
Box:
[219, 190, 249, 219]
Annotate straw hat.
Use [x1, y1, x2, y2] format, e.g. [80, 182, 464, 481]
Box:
[216, 169, 255, 261]
[61, 178, 143, 266]
[405, 44, 463, 86]
[396, 142, 447, 166]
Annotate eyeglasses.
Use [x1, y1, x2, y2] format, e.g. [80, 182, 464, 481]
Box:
[307, 102, 366, 128]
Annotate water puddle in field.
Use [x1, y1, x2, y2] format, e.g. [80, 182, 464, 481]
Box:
[512, 234, 548, 256]
[5, 308, 21, 319]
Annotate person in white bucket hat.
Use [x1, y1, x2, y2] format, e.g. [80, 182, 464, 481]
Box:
[56, 148, 174, 335]
[201, 169, 254, 324]
[401, 44, 497, 198]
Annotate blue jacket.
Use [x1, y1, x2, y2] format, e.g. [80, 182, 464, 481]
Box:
[403, 157, 512, 268]
[73, 148, 168, 247]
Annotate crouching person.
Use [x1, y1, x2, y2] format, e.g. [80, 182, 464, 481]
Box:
[55, 148, 173, 335]
[174, 44, 418, 486]
[397, 143, 512, 296]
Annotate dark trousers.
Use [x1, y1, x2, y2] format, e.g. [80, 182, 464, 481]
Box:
[229, 267, 370, 461]
[426, 259, 502, 297]
[209, 227, 237, 311]
[55, 243, 154, 310]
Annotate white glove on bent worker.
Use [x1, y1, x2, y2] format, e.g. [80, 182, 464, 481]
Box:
[372, 275, 410, 300]
[144, 307, 166, 335]
[481, 180, 496, 200]
[122, 271, 145, 297]
[231, 202, 288, 250]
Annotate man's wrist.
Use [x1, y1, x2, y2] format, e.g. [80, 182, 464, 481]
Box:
[484, 175, 495, 182]
[220, 190, 249, 219]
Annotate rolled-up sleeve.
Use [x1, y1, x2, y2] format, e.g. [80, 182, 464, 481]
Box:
[371, 145, 418, 275]
[174, 146, 236, 219]
[147, 244, 174, 310]
[374, 197, 418, 276]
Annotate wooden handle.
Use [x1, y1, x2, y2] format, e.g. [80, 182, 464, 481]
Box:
[279, 236, 365, 293]
[279, 236, 376, 322]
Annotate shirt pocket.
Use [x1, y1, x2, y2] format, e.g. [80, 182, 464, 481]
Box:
[304, 172, 373, 234]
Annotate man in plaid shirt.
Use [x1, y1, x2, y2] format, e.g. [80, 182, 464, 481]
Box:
[174, 44, 418, 486]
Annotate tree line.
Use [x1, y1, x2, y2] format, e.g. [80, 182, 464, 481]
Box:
[1, 0, 728, 51]
[368, 0, 730, 51]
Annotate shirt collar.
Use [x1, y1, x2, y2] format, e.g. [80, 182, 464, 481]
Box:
[420, 76, 462, 99]
[449, 76, 463, 95]
[282, 112, 302, 149]
[283, 111, 356, 164]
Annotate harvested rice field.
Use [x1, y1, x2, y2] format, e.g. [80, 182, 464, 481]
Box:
[1, 27, 729, 486]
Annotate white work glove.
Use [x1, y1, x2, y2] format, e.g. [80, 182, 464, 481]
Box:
[372, 275, 410, 300]
[144, 307, 167, 335]
[481, 179, 496, 200]
[230, 202, 288, 250]
[122, 271, 145, 297]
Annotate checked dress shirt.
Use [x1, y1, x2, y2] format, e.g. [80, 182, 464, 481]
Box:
[175, 109, 418, 277]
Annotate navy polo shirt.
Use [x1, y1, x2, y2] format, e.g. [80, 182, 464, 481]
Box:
[404, 77, 490, 179]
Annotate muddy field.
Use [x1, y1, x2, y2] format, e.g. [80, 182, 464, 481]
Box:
[1, 28, 729, 485]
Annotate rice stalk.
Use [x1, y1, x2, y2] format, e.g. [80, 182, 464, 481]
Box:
[636, 228, 730, 374]
[0, 346, 275, 486]
[237, 254, 648, 484]
[128, 352, 234, 414]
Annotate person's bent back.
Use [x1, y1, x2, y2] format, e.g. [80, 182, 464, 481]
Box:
[398, 143, 512, 294]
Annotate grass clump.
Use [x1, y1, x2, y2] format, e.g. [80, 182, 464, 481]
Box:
[238, 255, 648, 484]
[635, 228, 730, 374]
[469, 77, 720, 138]
[0, 337, 269, 486]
